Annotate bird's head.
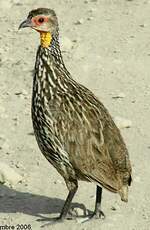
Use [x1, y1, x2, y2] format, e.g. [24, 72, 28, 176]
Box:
[19, 8, 58, 48]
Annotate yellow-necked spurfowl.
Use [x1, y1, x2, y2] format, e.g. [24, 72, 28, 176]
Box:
[19, 8, 132, 224]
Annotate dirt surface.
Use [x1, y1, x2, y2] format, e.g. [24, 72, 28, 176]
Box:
[0, 0, 150, 229]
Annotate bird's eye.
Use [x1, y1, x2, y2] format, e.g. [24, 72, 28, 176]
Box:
[38, 18, 44, 23]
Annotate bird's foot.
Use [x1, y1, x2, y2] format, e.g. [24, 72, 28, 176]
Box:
[78, 209, 105, 224]
[36, 213, 76, 227]
[90, 209, 105, 220]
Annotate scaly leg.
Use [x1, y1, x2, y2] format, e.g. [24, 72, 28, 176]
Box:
[40, 180, 78, 227]
[91, 186, 105, 219]
[59, 183, 78, 220]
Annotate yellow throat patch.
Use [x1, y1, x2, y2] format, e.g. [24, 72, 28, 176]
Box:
[40, 32, 52, 48]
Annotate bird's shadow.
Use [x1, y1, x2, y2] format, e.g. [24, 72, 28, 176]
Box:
[0, 184, 88, 220]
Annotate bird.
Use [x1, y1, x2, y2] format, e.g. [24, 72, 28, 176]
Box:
[19, 8, 132, 224]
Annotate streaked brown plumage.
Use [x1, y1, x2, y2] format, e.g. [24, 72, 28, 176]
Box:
[19, 8, 132, 223]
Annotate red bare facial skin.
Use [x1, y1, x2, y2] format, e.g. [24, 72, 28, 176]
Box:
[31, 16, 49, 27]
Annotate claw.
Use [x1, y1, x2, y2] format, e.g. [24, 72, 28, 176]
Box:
[77, 210, 105, 224]
[90, 210, 105, 219]
[36, 217, 52, 222]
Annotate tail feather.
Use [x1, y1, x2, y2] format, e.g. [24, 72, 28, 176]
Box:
[128, 175, 132, 186]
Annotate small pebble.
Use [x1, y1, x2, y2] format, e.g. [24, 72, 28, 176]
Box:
[112, 92, 126, 99]
[54, 179, 62, 184]
[87, 17, 94, 21]
[0, 162, 22, 185]
[70, 206, 88, 217]
[111, 202, 120, 211]
[131, 100, 136, 103]
[88, 8, 96, 13]
[111, 206, 117, 211]
[77, 217, 89, 224]
[74, 19, 84, 25]
[15, 89, 28, 96]
[114, 116, 132, 129]
[90, 194, 96, 199]
[139, 24, 145, 28]
[74, 207, 85, 216]
[15, 162, 25, 170]
[72, 39, 78, 43]
[12, 0, 23, 5]
[28, 132, 34, 136]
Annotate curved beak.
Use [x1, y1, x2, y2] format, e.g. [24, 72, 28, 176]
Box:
[18, 18, 32, 30]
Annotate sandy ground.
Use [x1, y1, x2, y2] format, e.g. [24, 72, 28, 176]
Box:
[0, 0, 150, 229]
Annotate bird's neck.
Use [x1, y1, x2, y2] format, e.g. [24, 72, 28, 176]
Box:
[40, 32, 52, 48]
[34, 30, 71, 93]
[33, 32, 72, 111]
[49, 34, 64, 66]
[39, 29, 65, 67]
[39, 31, 63, 55]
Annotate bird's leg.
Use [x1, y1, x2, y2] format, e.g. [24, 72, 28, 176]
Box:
[91, 186, 105, 219]
[40, 180, 78, 226]
[76, 186, 105, 224]
[59, 182, 78, 220]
